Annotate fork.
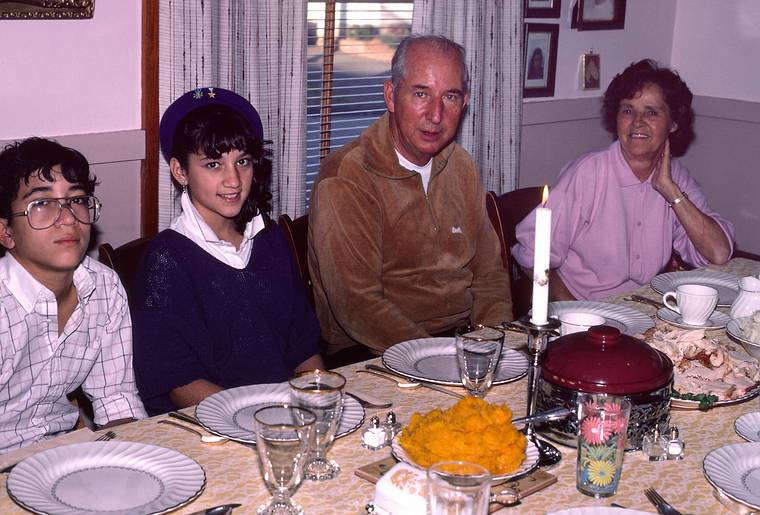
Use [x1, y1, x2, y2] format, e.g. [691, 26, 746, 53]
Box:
[644, 487, 682, 515]
[95, 430, 117, 442]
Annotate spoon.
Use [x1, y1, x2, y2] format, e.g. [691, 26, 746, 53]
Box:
[356, 369, 421, 389]
[157, 420, 228, 443]
[511, 407, 571, 427]
[187, 503, 242, 515]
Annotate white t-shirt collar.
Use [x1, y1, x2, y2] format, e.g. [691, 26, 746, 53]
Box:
[395, 150, 433, 193]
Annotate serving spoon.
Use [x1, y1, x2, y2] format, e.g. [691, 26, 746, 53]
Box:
[158, 420, 228, 443]
[356, 369, 421, 389]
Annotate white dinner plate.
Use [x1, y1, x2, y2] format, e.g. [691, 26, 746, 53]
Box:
[547, 301, 654, 335]
[651, 270, 740, 307]
[656, 307, 730, 330]
[728, 317, 760, 346]
[381, 337, 528, 386]
[735, 413, 760, 442]
[7, 441, 205, 515]
[703, 442, 760, 510]
[390, 435, 539, 484]
[195, 383, 365, 444]
[547, 508, 652, 515]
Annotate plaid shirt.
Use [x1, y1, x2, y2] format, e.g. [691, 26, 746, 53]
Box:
[0, 254, 147, 454]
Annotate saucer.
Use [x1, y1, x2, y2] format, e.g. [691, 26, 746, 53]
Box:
[656, 307, 730, 330]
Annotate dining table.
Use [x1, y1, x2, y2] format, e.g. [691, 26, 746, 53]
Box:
[1, 256, 759, 514]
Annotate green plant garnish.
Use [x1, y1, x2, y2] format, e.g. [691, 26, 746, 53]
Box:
[671, 390, 719, 411]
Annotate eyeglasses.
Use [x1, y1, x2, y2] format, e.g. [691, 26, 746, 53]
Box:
[11, 195, 102, 230]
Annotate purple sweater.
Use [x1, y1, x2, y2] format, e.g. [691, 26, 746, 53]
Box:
[512, 141, 735, 301]
[132, 222, 320, 415]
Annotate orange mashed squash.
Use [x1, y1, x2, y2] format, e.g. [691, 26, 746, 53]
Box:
[398, 396, 527, 474]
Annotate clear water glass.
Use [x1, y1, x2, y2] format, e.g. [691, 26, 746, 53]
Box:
[254, 404, 316, 515]
[455, 325, 504, 398]
[289, 370, 346, 481]
[427, 461, 491, 515]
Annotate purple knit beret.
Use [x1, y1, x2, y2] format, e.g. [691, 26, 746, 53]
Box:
[159, 87, 264, 163]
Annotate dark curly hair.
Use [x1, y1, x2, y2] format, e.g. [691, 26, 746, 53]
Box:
[0, 137, 97, 222]
[169, 104, 272, 233]
[602, 59, 695, 156]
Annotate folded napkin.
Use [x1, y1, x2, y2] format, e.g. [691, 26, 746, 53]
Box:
[372, 462, 427, 515]
[0, 427, 96, 472]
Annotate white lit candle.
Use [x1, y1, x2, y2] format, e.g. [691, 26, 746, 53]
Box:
[531, 185, 551, 325]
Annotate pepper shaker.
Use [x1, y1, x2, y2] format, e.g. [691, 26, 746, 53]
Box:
[642, 425, 667, 461]
[384, 411, 402, 444]
[362, 415, 388, 450]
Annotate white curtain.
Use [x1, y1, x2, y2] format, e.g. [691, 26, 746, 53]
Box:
[158, 0, 308, 229]
[412, 0, 523, 194]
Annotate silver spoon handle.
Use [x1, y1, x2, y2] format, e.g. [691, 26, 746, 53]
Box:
[158, 419, 202, 437]
[512, 407, 571, 426]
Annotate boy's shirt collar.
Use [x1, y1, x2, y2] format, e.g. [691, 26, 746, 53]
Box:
[0, 252, 93, 314]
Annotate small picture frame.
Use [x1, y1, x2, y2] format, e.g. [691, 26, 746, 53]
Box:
[0, 0, 95, 19]
[581, 53, 600, 90]
[572, 0, 626, 31]
[523, 23, 559, 98]
[525, 0, 561, 19]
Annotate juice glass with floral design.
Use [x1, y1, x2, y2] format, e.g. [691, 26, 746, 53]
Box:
[576, 393, 631, 498]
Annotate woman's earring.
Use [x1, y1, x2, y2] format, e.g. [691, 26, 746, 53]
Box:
[182, 182, 188, 194]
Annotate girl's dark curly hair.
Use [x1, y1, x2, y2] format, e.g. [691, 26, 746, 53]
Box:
[602, 59, 695, 156]
[170, 104, 272, 233]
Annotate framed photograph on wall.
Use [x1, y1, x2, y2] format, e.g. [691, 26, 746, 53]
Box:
[524, 23, 559, 98]
[0, 0, 94, 19]
[581, 53, 600, 90]
[525, 0, 561, 19]
[572, 0, 626, 31]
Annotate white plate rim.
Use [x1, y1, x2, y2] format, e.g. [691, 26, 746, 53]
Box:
[703, 442, 760, 510]
[672, 382, 760, 410]
[655, 307, 730, 330]
[390, 434, 539, 483]
[651, 270, 740, 307]
[728, 317, 760, 347]
[735, 412, 760, 442]
[194, 382, 365, 444]
[7, 441, 205, 515]
[381, 337, 529, 386]
[547, 301, 654, 335]
[547, 508, 653, 515]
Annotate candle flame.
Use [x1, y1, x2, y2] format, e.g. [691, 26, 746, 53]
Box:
[541, 185, 549, 205]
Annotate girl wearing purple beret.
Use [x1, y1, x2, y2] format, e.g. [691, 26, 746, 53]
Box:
[132, 88, 324, 415]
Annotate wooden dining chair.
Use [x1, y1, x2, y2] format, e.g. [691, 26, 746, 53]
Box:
[277, 213, 314, 307]
[97, 236, 153, 308]
[485, 187, 544, 320]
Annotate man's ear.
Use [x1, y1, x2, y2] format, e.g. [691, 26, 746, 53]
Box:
[0, 219, 15, 251]
[383, 80, 396, 113]
[169, 158, 187, 186]
[669, 122, 678, 134]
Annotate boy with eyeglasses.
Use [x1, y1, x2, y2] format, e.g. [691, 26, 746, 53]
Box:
[0, 137, 146, 454]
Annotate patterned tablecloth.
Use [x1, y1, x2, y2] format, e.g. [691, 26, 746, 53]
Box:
[1, 258, 759, 514]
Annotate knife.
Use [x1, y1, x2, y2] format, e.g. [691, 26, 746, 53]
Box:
[186, 503, 242, 515]
[365, 364, 464, 399]
[169, 411, 204, 427]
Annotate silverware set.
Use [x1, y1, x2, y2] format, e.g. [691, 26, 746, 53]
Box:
[362, 364, 465, 399]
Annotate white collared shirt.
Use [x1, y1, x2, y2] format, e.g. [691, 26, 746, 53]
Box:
[170, 191, 265, 269]
[395, 150, 433, 193]
[0, 253, 147, 454]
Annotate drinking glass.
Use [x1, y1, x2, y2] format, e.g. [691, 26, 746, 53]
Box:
[576, 393, 631, 498]
[427, 461, 491, 515]
[254, 404, 316, 515]
[455, 325, 504, 398]
[289, 370, 346, 480]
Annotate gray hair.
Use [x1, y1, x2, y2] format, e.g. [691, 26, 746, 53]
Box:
[390, 34, 470, 93]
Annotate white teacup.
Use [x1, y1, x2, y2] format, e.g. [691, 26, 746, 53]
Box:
[662, 284, 719, 326]
[559, 312, 606, 336]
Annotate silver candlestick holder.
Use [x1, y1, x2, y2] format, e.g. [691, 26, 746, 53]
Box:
[516, 315, 563, 467]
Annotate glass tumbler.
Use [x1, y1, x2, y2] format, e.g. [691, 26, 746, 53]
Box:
[576, 393, 631, 498]
[427, 461, 491, 515]
[289, 370, 346, 481]
[455, 324, 504, 398]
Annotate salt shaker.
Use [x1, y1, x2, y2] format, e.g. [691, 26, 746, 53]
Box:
[641, 425, 667, 461]
[362, 416, 388, 450]
[384, 411, 402, 444]
[665, 425, 685, 460]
